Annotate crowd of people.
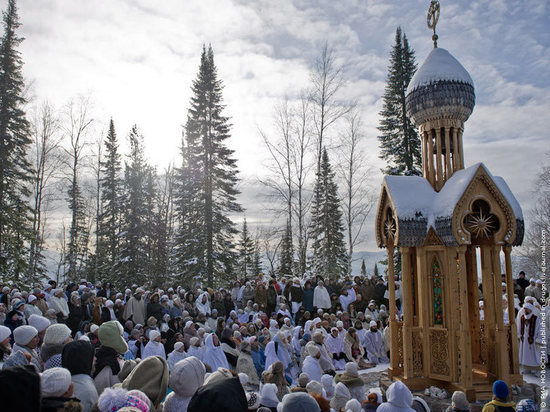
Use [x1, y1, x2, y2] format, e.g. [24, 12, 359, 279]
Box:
[0, 271, 545, 412]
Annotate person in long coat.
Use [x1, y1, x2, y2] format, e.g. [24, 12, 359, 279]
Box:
[236, 340, 259, 387]
[255, 283, 268, 313]
[122, 288, 146, 325]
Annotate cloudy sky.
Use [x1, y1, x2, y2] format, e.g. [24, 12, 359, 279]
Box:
[17, 0, 550, 251]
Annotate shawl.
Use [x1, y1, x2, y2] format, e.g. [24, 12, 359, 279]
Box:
[202, 333, 229, 370]
[93, 346, 120, 378]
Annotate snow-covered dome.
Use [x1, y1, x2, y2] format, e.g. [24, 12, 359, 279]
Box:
[406, 47, 475, 126]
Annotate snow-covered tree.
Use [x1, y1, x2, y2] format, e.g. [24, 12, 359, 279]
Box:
[238, 218, 255, 277]
[279, 220, 294, 277]
[309, 148, 348, 279]
[378, 27, 420, 176]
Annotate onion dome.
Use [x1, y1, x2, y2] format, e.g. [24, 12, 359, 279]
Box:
[406, 47, 475, 126]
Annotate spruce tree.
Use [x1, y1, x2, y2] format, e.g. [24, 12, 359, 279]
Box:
[360, 259, 367, 276]
[279, 220, 294, 277]
[374, 263, 379, 278]
[238, 218, 255, 277]
[175, 45, 242, 287]
[0, 0, 32, 280]
[119, 125, 149, 285]
[378, 27, 420, 176]
[98, 119, 122, 277]
[309, 148, 348, 279]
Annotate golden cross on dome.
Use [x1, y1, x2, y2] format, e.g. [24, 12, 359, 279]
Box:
[427, 0, 440, 48]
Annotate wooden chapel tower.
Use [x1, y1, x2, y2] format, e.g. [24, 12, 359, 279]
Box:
[375, 2, 524, 401]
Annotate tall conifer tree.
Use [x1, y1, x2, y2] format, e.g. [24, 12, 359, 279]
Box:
[98, 119, 122, 277]
[0, 0, 32, 279]
[279, 220, 294, 277]
[309, 148, 348, 279]
[175, 45, 242, 287]
[239, 218, 255, 277]
[378, 27, 420, 176]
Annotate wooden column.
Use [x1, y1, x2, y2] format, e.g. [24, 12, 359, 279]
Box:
[427, 131, 435, 188]
[387, 246, 399, 375]
[457, 246, 473, 388]
[491, 245, 508, 379]
[480, 245, 497, 378]
[401, 247, 414, 378]
[504, 245, 520, 375]
[444, 127, 452, 181]
[466, 246, 481, 364]
[422, 133, 428, 178]
[435, 128, 443, 191]
[416, 247, 431, 377]
[457, 128, 464, 169]
[452, 128, 459, 172]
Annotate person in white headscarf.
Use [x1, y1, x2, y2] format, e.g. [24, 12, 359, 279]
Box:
[142, 330, 166, 359]
[260, 383, 280, 410]
[49, 289, 70, 321]
[326, 327, 347, 370]
[377, 381, 414, 412]
[321, 374, 335, 400]
[195, 292, 211, 316]
[302, 343, 323, 383]
[518, 302, 544, 376]
[187, 337, 203, 361]
[313, 281, 331, 310]
[202, 333, 229, 371]
[264, 339, 278, 372]
[167, 342, 187, 370]
[330, 382, 351, 412]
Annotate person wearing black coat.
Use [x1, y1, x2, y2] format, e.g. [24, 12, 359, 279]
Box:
[188, 376, 247, 412]
[147, 293, 164, 322]
[67, 295, 88, 337]
[0, 365, 41, 412]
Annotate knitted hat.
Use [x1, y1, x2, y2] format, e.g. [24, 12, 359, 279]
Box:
[369, 321, 378, 328]
[98, 387, 149, 412]
[492, 380, 509, 399]
[281, 392, 321, 412]
[336, 321, 343, 328]
[99, 321, 128, 354]
[306, 380, 323, 395]
[246, 392, 261, 410]
[451, 391, 470, 410]
[27, 295, 37, 304]
[169, 356, 206, 397]
[345, 362, 358, 377]
[13, 325, 38, 346]
[121, 355, 169, 408]
[174, 342, 185, 351]
[0, 325, 11, 343]
[149, 330, 161, 341]
[90, 324, 99, 334]
[41, 367, 72, 397]
[190, 337, 200, 346]
[28, 314, 50, 333]
[44, 324, 72, 345]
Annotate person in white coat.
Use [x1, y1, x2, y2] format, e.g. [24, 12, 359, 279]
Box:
[302, 343, 323, 383]
[167, 342, 187, 370]
[518, 302, 545, 376]
[195, 292, 211, 316]
[202, 333, 229, 371]
[313, 281, 331, 310]
[326, 327, 347, 370]
[186, 337, 203, 361]
[142, 330, 166, 360]
[364, 321, 389, 364]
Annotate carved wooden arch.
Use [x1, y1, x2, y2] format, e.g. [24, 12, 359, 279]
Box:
[453, 166, 517, 245]
[375, 184, 399, 247]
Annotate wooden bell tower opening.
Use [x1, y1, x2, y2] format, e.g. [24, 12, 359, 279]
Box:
[375, 1, 524, 401]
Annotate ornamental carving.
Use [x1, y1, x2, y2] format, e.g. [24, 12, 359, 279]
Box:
[453, 166, 516, 246]
[412, 329, 424, 377]
[430, 328, 450, 376]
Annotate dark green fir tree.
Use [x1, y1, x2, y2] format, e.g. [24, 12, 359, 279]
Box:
[238, 218, 255, 277]
[309, 148, 348, 279]
[378, 27, 420, 176]
[174, 45, 242, 287]
[0, 0, 33, 280]
[360, 259, 367, 276]
[279, 219, 294, 277]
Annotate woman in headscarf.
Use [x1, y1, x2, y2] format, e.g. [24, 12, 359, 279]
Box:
[344, 327, 371, 369]
[184, 292, 198, 318]
[220, 328, 239, 368]
[67, 294, 87, 337]
[202, 333, 229, 371]
[146, 292, 164, 323]
[167, 341, 187, 370]
[321, 374, 335, 400]
[263, 361, 290, 401]
[182, 320, 197, 350]
[142, 330, 166, 359]
[195, 292, 211, 316]
[223, 293, 235, 319]
[259, 383, 280, 412]
[62, 340, 98, 412]
[330, 382, 351, 412]
[163, 356, 206, 412]
[236, 340, 259, 388]
[377, 381, 415, 412]
[254, 282, 268, 312]
[0, 325, 11, 369]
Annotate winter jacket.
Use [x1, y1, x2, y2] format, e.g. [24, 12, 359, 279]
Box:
[481, 399, 516, 412]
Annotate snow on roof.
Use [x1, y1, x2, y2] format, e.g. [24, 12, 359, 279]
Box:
[383, 163, 523, 245]
[406, 48, 474, 95]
